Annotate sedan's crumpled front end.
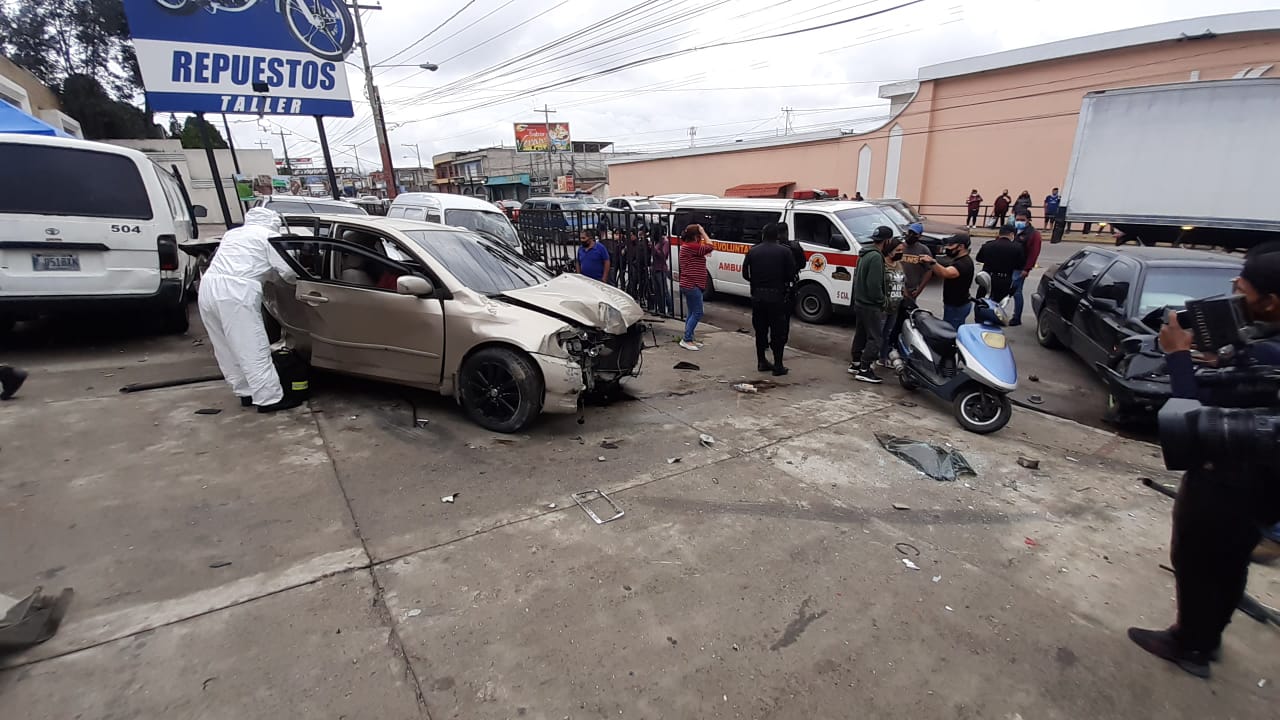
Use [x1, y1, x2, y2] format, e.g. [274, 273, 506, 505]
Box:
[554, 322, 647, 393]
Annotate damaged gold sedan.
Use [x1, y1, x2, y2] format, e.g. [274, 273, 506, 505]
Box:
[262, 214, 646, 432]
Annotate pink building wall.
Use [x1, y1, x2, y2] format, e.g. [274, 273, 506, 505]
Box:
[609, 30, 1280, 219]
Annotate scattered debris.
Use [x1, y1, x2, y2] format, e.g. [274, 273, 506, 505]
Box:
[1140, 476, 1177, 500]
[600, 440, 620, 449]
[732, 383, 758, 394]
[1074, 486, 1094, 493]
[902, 559, 921, 571]
[208, 560, 232, 569]
[405, 609, 422, 618]
[898, 400, 918, 407]
[711, 478, 719, 484]
[876, 433, 976, 482]
[546, 503, 558, 509]
[1028, 374, 1040, 382]
[202, 677, 216, 691]
[699, 433, 715, 448]
[596, 456, 607, 462]
[736, 327, 751, 334]
[945, 606, 954, 612]
[414, 418, 429, 428]
[192, 338, 204, 346]
[1024, 537, 1039, 547]
[732, 643, 740, 651]
[194, 408, 222, 416]
[492, 437, 516, 446]
[1027, 394, 1044, 405]
[0, 586, 74, 652]
[665, 457, 682, 464]
[894, 542, 920, 556]
[892, 502, 911, 511]
[572, 489, 625, 524]
[673, 361, 700, 371]
[1016, 456, 1040, 470]
[932, 575, 942, 583]
[441, 494, 458, 503]
[1064, 456, 1079, 463]
[1260, 679, 1269, 688]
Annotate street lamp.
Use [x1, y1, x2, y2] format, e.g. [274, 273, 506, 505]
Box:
[377, 62, 440, 70]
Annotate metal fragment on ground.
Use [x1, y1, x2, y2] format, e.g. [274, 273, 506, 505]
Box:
[699, 433, 715, 447]
[731, 383, 758, 394]
[1017, 456, 1040, 470]
[571, 489, 625, 524]
[441, 494, 457, 503]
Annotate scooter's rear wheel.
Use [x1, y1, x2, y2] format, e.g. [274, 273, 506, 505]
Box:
[953, 384, 1012, 434]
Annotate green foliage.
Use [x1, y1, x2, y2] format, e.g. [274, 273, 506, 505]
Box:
[179, 116, 229, 150]
[60, 74, 162, 140]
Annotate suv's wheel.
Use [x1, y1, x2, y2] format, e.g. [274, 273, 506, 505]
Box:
[158, 300, 190, 335]
[794, 283, 833, 324]
[459, 347, 544, 433]
[1036, 308, 1063, 349]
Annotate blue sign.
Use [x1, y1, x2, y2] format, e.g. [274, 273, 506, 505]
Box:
[122, 0, 356, 117]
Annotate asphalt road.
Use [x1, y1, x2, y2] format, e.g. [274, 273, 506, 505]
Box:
[699, 239, 1115, 430]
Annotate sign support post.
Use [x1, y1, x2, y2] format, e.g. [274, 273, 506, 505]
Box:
[196, 112, 234, 230]
[316, 116, 341, 201]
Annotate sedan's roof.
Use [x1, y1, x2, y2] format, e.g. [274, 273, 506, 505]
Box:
[281, 213, 459, 234]
[1077, 245, 1244, 267]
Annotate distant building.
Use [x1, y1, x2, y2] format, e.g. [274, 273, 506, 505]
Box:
[607, 10, 1280, 220]
[433, 142, 620, 201]
[0, 55, 83, 137]
[108, 139, 276, 226]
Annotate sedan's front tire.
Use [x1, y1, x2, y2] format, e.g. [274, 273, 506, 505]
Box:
[460, 347, 544, 433]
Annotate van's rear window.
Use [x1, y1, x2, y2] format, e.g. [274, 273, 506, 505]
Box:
[0, 144, 153, 220]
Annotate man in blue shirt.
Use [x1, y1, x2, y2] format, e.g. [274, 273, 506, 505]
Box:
[576, 230, 611, 283]
[1042, 188, 1061, 231]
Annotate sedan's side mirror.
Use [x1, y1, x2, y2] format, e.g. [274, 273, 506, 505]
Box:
[397, 275, 435, 297]
[1091, 297, 1119, 313]
[192, 204, 209, 218]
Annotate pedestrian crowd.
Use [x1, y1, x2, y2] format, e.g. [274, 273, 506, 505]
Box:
[964, 187, 1062, 231]
[574, 224, 677, 317]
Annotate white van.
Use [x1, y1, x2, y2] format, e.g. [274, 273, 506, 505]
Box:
[388, 192, 522, 254]
[0, 134, 206, 333]
[670, 198, 905, 324]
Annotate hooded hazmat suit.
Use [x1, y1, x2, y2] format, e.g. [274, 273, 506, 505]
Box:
[197, 208, 296, 406]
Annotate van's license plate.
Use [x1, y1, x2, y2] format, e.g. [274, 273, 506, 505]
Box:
[32, 253, 80, 271]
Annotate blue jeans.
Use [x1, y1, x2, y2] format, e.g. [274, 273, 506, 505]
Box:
[943, 302, 971, 330]
[1010, 270, 1026, 323]
[652, 270, 674, 316]
[681, 286, 704, 342]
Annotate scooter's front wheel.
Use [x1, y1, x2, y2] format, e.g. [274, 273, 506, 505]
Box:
[898, 370, 919, 391]
[953, 384, 1012, 434]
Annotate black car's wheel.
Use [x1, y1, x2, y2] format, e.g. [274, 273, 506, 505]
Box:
[794, 283, 833, 324]
[1036, 308, 1063, 349]
[459, 347, 544, 433]
[953, 384, 1012, 434]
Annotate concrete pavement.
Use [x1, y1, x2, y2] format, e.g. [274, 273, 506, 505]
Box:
[1, 314, 1277, 719]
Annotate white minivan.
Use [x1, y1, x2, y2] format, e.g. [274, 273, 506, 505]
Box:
[0, 134, 206, 333]
[670, 198, 905, 324]
[388, 192, 522, 254]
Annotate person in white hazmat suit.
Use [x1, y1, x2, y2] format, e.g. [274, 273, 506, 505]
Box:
[197, 208, 301, 412]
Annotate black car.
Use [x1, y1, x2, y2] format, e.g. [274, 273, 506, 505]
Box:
[868, 198, 965, 253]
[1031, 245, 1242, 381]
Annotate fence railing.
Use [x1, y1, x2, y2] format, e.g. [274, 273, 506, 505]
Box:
[517, 209, 687, 321]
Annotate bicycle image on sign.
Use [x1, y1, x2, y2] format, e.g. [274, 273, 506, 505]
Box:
[153, 0, 353, 60]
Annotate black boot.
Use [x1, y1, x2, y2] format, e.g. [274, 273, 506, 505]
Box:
[1127, 627, 1211, 678]
[771, 350, 788, 376]
[757, 355, 774, 372]
[0, 366, 28, 400]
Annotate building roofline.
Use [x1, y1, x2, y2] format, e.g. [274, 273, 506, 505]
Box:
[919, 10, 1280, 81]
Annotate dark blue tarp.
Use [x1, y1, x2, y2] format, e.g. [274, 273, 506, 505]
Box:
[0, 102, 61, 136]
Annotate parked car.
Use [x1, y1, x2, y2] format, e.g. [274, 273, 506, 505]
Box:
[494, 199, 522, 220]
[867, 198, 964, 252]
[1031, 246, 1242, 413]
[651, 193, 717, 211]
[262, 214, 646, 432]
[254, 194, 368, 216]
[388, 192, 522, 254]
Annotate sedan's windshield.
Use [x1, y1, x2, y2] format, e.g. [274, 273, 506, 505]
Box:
[1137, 266, 1240, 318]
[402, 229, 551, 295]
[834, 207, 902, 243]
[443, 209, 520, 247]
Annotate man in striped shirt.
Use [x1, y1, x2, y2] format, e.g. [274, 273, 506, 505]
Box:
[678, 224, 713, 351]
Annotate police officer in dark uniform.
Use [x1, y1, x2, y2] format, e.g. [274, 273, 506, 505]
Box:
[743, 222, 798, 376]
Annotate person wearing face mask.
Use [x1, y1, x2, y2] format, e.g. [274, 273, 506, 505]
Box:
[920, 233, 976, 330]
[1128, 242, 1280, 679]
[1010, 210, 1042, 326]
[879, 239, 907, 368]
[576, 230, 611, 283]
[976, 224, 1024, 302]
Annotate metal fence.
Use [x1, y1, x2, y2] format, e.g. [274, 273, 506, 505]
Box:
[516, 209, 686, 321]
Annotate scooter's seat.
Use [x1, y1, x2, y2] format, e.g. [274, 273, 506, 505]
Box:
[913, 311, 958, 343]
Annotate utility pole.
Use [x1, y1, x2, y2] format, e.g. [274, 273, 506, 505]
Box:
[255, 140, 269, 150]
[782, 107, 794, 135]
[536, 104, 556, 193]
[345, 145, 362, 175]
[688, 126, 696, 147]
[272, 127, 292, 174]
[402, 143, 422, 191]
[351, 3, 395, 199]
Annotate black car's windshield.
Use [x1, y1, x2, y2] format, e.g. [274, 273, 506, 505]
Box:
[443, 209, 520, 247]
[1138, 266, 1240, 318]
[402, 229, 550, 294]
[835, 207, 901, 243]
[893, 201, 923, 222]
[876, 204, 911, 226]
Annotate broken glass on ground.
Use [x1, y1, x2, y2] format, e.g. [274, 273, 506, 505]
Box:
[875, 433, 976, 482]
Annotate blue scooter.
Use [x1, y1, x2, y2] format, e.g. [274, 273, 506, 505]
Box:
[891, 272, 1018, 433]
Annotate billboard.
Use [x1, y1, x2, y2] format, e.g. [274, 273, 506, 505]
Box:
[122, 0, 355, 117]
[514, 122, 571, 153]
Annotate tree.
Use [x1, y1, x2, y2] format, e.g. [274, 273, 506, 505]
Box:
[179, 116, 229, 150]
[59, 74, 162, 140]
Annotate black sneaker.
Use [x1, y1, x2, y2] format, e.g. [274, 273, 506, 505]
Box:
[0, 366, 28, 400]
[847, 363, 860, 375]
[240, 396, 254, 408]
[854, 369, 882, 384]
[1127, 627, 1211, 678]
[757, 360, 774, 372]
[257, 396, 304, 413]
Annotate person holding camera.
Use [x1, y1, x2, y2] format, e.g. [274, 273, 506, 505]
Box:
[1128, 243, 1280, 679]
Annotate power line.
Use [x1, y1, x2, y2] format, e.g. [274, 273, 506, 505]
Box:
[373, 0, 475, 68]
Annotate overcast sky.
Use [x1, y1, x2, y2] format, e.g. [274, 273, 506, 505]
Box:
[221, 0, 1277, 172]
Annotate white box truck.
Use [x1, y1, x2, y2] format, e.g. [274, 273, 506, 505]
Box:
[1057, 78, 1280, 248]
